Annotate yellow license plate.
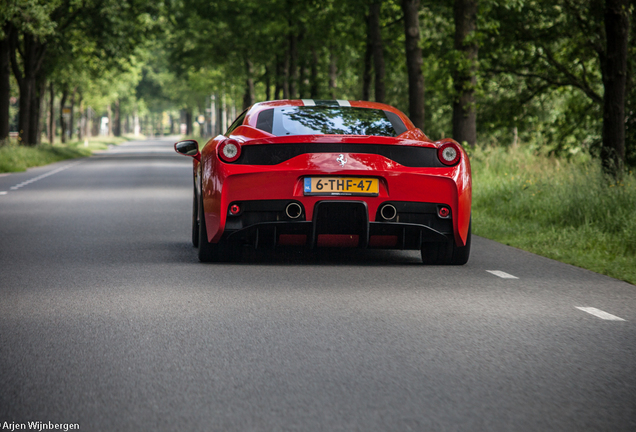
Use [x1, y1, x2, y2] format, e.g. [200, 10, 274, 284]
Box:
[304, 177, 379, 196]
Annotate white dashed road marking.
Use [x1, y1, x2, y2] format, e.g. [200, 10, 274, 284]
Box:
[576, 307, 626, 321]
[0, 191, 7, 195]
[8, 160, 83, 191]
[486, 270, 519, 279]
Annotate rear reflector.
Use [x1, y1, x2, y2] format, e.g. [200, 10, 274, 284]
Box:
[368, 235, 398, 248]
[317, 234, 359, 247]
[278, 234, 307, 246]
[438, 206, 450, 218]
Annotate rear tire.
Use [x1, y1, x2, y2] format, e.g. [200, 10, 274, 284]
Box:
[198, 192, 222, 262]
[421, 219, 471, 265]
[420, 242, 447, 265]
[198, 192, 238, 262]
[449, 220, 471, 265]
[192, 187, 199, 247]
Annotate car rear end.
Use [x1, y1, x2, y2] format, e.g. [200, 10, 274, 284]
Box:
[205, 137, 470, 252]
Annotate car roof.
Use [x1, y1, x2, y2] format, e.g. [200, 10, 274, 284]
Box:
[244, 99, 416, 131]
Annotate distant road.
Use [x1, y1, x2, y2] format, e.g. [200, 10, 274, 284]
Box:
[1, 138, 634, 431]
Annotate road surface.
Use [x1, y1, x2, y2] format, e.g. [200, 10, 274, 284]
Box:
[1, 138, 634, 431]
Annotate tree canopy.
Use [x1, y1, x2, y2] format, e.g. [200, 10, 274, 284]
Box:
[0, 0, 633, 174]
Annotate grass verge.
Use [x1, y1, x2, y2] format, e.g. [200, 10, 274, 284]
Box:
[0, 136, 139, 173]
[470, 145, 636, 285]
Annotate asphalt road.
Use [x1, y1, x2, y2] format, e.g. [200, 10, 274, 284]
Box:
[1, 138, 634, 431]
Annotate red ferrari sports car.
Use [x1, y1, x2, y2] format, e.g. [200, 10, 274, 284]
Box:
[175, 99, 471, 264]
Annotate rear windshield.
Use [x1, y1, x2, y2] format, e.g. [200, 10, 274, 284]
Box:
[255, 106, 406, 137]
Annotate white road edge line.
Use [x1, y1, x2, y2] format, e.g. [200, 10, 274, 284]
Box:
[576, 307, 626, 321]
[8, 160, 84, 191]
[486, 270, 519, 279]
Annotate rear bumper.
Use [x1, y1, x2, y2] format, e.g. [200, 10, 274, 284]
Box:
[223, 199, 453, 250]
[201, 152, 471, 246]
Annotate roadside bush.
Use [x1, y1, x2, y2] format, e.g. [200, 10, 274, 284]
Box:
[0, 142, 91, 173]
[470, 145, 636, 284]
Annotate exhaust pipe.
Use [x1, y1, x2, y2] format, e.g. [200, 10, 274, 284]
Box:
[285, 202, 303, 219]
[380, 204, 397, 221]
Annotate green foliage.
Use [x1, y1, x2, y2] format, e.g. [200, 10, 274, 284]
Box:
[0, 0, 59, 39]
[477, 0, 613, 157]
[471, 145, 636, 284]
[0, 140, 90, 172]
[3, 0, 634, 163]
[0, 136, 133, 173]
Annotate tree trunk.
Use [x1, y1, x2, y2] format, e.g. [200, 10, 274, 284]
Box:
[49, 82, 55, 144]
[289, 31, 298, 99]
[216, 97, 223, 135]
[243, 58, 255, 109]
[329, 50, 338, 98]
[362, 17, 373, 101]
[600, 0, 629, 176]
[32, 74, 46, 145]
[106, 104, 112, 136]
[0, 28, 10, 141]
[186, 109, 192, 135]
[402, 0, 425, 129]
[452, 0, 478, 146]
[133, 111, 139, 136]
[9, 29, 47, 146]
[299, 60, 307, 99]
[92, 109, 100, 137]
[77, 94, 84, 140]
[69, 89, 76, 140]
[60, 88, 68, 143]
[113, 99, 121, 137]
[275, 58, 283, 100]
[17, 75, 33, 145]
[370, 2, 386, 103]
[265, 66, 271, 101]
[311, 48, 319, 98]
[283, 51, 290, 99]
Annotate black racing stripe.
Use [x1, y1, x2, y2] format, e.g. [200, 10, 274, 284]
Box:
[313, 100, 340, 106]
[384, 111, 408, 135]
[233, 143, 446, 167]
[256, 108, 274, 133]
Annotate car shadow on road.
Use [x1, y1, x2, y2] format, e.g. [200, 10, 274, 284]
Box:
[74, 240, 425, 267]
[204, 245, 425, 267]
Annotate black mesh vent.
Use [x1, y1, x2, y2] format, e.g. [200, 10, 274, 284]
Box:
[234, 143, 445, 167]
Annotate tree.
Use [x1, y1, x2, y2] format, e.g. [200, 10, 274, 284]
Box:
[402, 0, 425, 129]
[2, 0, 159, 145]
[0, 26, 10, 140]
[452, 0, 478, 146]
[601, 0, 629, 175]
[3, 0, 56, 145]
[479, 0, 632, 174]
[369, 1, 386, 102]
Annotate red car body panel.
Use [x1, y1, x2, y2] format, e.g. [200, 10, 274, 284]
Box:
[185, 100, 471, 251]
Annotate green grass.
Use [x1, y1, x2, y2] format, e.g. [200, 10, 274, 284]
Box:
[470, 145, 636, 285]
[0, 135, 138, 173]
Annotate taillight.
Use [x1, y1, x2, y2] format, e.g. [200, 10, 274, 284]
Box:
[438, 206, 451, 218]
[229, 204, 241, 215]
[437, 142, 461, 166]
[218, 139, 242, 163]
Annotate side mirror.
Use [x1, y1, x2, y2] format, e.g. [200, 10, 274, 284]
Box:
[174, 140, 200, 160]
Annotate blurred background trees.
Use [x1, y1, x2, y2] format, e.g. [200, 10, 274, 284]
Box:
[0, 0, 633, 174]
